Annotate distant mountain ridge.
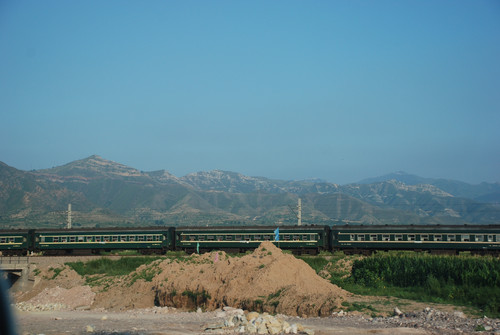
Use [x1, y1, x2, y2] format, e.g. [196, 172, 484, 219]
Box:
[358, 171, 500, 202]
[0, 156, 499, 228]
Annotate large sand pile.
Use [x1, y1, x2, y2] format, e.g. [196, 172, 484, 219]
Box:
[103, 242, 348, 316]
[18, 242, 350, 316]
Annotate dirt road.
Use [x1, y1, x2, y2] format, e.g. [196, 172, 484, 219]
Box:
[15, 308, 432, 335]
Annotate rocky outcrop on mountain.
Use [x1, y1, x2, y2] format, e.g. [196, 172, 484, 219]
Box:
[37, 155, 143, 179]
[180, 170, 341, 195]
[1, 156, 499, 227]
[359, 171, 500, 203]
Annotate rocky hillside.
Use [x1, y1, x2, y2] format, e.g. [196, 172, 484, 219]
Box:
[0, 156, 499, 228]
[359, 171, 500, 203]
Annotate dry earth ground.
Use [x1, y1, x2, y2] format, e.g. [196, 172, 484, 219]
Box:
[6, 243, 498, 334]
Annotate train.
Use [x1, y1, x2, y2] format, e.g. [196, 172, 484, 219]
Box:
[1, 224, 500, 256]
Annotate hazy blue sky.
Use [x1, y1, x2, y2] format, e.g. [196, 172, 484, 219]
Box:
[1, 1, 499, 184]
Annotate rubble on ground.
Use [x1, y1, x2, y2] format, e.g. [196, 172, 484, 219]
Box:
[204, 307, 314, 334]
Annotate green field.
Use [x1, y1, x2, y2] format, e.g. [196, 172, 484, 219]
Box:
[299, 251, 500, 317]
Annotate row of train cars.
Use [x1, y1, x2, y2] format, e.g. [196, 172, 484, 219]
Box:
[1, 224, 500, 256]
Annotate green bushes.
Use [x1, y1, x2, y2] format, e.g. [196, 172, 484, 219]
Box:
[298, 256, 330, 273]
[351, 254, 500, 288]
[349, 253, 500, 316]
[66, 257, 161, 276]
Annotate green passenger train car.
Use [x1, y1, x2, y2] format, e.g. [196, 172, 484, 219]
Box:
[33, 227, 174, 255]
[331, 224, 500, 255]
[0, 229, 33, 256]
[175, 225, 330, 254]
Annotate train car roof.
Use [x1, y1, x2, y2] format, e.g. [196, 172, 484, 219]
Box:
[175, 225, 329, 232]
[331, 224, 500, 232]
[32, 227, 173, 233]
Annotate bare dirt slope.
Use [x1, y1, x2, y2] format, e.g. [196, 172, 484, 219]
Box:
[16, 242, 349, 316]
[92, 242, 350, 316]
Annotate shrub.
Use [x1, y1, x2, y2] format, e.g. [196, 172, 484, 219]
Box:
[349, 253, 500, 317]
[66, 256, 161, 277]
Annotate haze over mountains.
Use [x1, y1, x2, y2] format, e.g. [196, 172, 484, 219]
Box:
[1, 155, 499, 228]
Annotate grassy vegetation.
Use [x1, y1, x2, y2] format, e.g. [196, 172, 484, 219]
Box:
[66, 257, 162, 277]
[299, 251, 500, 318]
[267, 288, 284, 300]
[297, 255, 330, 273]
[47, 267, 64, 279]
[341, 301, 379, 317]
[348, 253, 500, 317]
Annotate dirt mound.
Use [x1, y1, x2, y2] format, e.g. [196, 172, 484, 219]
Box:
[24, 285, 95, 309]
[17, 243, 350, 316]
[149, 242, 350, 316]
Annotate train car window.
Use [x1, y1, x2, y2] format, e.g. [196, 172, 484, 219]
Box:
[187, 236, 194, 241]
[408, 234, 415, 241]
[53, 237, 59, 242]
[369, 234, 377, 241]
[112, 236, 118, 242]
[78, 236, 84, 242]
[488, 235, 493, 242]
[121, 236, 127, 242]
[137, 236, 144, 241]
[382, 235, 390, 241]
[69, 236, 76, 242]
[475, 235, 484, 242]
[235, 235, 242, 241]
[226, 235, 233, 240]
[0, 238, 5, 243]
[104, 236, 110, 242]
[9, 238, 15, 243]
[263, 235, 270, 240]
[216, 235, 223, 241]
[283, 235, 290, 241]
[395, 234, 403, 241]
[130, 236, 136, 241]
[293, 235, 300, 241]
[462, 234, 470, 242]
[421, 235, 429, 241]
[302, 235, 308, 240]
[198, 236, 205, 241]
[86, 236, 92, 242]
[207, 235, 215, 240]
[95, 236, 101, 242]
[434, 235, 442, 241]
[244, 235, 250, 241]
[350, 234, 355, 241]
[146, 236, 153, 241]
[61, 237, 67, 243]
[496, 235, 500, 242]
[447, 235, 456, 241]
[357, 234, 365, 241]
[254, 235, 261, 240]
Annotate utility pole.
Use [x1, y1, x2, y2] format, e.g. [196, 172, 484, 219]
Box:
[67, 203, 72, 229]
[288, 198, 303, 226]
[298, 198, 302, 226]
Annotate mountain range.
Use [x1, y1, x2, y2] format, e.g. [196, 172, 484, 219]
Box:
[1, 155, 499, 228]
